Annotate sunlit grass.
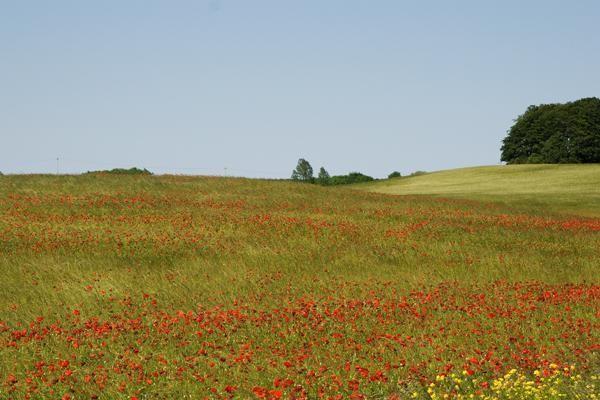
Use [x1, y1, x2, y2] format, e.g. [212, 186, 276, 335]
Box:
[356, 164, 600, 217]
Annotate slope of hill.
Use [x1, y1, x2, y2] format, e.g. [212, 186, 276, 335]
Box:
[357, 164, 600, 217]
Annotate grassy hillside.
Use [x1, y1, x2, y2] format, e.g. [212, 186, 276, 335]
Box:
[357, 164, 600, 217]
[0, 174, 598, 398]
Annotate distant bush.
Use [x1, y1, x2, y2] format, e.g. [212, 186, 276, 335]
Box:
[329, 172, 374, 185]
[407, 170, 427, 177]
[86, 167, 153, 175]
[387, 171, 402, 179]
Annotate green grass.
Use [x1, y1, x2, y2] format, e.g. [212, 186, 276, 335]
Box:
[356, 164, 600, 217]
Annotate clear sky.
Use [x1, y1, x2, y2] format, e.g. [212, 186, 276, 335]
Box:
[2, 1, 599, 178]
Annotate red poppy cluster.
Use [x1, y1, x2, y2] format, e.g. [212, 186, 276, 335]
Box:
[2, 281, 598, 398]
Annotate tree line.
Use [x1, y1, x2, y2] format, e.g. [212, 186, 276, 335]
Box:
[501, 97, 600, 164]
[291, 158, 407, 185]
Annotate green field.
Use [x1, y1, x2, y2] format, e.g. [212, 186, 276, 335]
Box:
[357, 164, 600, 217]
[0, 173, 598, 399]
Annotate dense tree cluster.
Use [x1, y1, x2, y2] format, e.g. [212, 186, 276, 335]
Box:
[501, 97, 600, 164]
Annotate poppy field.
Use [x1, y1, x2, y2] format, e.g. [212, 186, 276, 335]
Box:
[0, 174, 598, 399]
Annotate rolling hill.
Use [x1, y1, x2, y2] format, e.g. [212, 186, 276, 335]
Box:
[356, 164, 600, 217]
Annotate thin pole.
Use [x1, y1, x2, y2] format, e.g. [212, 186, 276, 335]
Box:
[56, 157, 59, 175]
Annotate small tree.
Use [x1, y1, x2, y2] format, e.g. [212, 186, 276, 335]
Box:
[291, 158, 314, 182]
[317, 167, 331, 185]
[388, 171, 402, 179]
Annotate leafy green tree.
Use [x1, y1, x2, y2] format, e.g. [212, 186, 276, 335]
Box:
[317, 167, 331, 185]
[388, 171, 402, 179]
[291, 159, 314, 182]
[501, 97, 600, 164]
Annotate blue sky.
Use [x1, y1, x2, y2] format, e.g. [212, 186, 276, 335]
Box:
[2, 1, 599, 178]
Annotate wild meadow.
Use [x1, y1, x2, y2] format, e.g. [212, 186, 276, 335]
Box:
[0, 174, 598, 399]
